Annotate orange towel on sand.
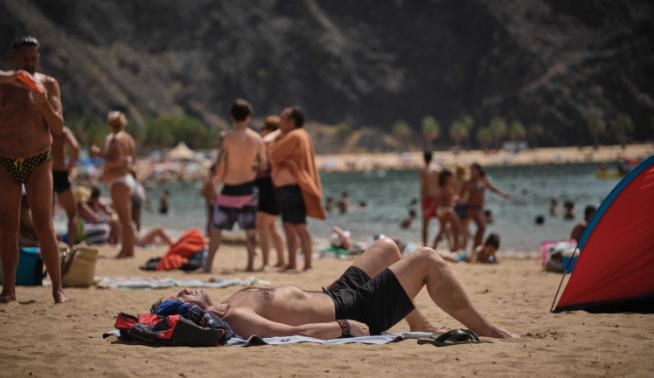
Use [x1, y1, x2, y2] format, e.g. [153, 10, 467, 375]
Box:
[156, 229, 206, 271]
[270, 129, 326, 220]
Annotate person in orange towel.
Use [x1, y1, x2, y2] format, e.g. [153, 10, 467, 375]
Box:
[269, 106, 326, 271]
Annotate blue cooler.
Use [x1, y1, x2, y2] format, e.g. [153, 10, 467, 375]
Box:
[16, 247, 44, 286]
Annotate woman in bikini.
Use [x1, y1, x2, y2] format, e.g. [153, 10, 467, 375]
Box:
[462, 163, 511, 248]
[431, 169, 462, 252]
[255, 115, 285, 269]
[90, 111, 137, 258]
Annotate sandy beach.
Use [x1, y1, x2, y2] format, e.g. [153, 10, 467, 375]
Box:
[315, 143, 654, 171]
[1, 244, 652, 378]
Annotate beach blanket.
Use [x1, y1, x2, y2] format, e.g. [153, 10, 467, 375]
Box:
[96, 276, 270, 289]
[226, 332, 433, 346]
[103, 330, 432, 347]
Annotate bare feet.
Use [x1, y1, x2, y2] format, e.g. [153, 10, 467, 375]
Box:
[0, 294, 16, 303]
[115, 249, 134, 259]
[273, 262, 285, 268]
[303, 265, 312, 271]
[53, 288, 70, 304]
[279, 264, 296, 272]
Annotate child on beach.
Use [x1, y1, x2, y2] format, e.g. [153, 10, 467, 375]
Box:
[570, 205, 597, 242]
[438, 233, 500, 264]
[400, 208, 417, 229]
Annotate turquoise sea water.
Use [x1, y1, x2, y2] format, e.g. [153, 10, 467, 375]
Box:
[135, 163, 620, 253]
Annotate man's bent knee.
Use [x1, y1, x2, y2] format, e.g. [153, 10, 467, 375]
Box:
[372, 238, 401, 256]
[413, 247, 446, 266]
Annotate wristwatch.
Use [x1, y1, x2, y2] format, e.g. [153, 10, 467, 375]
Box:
[337, 319, 351, 337]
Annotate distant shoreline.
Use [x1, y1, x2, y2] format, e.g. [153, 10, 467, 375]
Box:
[315, 143, 654, 171]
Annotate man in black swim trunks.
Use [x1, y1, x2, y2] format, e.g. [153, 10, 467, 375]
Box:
[269, 106, 326, 271]
[0, 36, 68, 303]
[51, 126, 80, 246]
[167, 239, 515, 339]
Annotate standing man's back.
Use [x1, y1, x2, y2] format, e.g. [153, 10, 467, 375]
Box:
[204, 99, 265, 272]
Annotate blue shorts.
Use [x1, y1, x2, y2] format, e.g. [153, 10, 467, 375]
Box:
[213, 205, 257, 231]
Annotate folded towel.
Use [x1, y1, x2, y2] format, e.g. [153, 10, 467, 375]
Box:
[96, 276, 270, 289]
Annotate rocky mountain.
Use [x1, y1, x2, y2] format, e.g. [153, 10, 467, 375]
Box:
[1, 0, 652, 150]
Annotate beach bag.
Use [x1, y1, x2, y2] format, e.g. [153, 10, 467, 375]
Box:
[114, 311, 232, 347]
[16, 247, 44, 286]
[61, 247, 98, 287]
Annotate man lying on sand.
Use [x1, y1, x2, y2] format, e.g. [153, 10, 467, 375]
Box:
[158, 238, 515, 339]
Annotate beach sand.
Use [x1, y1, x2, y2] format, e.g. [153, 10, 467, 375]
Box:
[1, 244, 652, 378]
[316, 143, 654, 171]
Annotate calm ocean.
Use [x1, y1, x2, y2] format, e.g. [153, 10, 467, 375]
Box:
[129, 163, 619, 253]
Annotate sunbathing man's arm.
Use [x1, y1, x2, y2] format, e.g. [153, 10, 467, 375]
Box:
[226, 309, 355, 339]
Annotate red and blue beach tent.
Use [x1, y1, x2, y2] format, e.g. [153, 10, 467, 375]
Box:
[553, 155, 654, 312]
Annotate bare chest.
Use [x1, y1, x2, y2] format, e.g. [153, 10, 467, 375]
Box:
[0, 86, 41, 119]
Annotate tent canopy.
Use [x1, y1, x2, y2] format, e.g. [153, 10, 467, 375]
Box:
[167, 142, 195, 161]
[553, 155, 654, 313]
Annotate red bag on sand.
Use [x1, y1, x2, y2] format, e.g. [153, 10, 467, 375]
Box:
[113, 312, 228, 347]
[156, 229, 206, 271]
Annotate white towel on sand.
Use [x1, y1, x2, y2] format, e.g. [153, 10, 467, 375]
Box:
[103, 330, 432, 346]
[96, 276, 270, 289]
[226, 332, 433, 346]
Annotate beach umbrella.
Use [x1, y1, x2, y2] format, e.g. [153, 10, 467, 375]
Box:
[551, 155, 654, 312]
[167, 142, 195, 161]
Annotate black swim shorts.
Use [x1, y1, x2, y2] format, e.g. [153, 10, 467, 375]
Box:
[255, 176, 280, 216]
[275, 184, 306, 224]
[323, 266, 415, 335]
[454, 203, 468, 220]
[53, 170, 71, 194]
